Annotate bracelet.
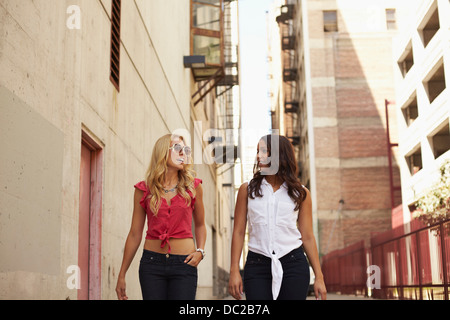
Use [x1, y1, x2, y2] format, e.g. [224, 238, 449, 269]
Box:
[196, 248, 205, 259]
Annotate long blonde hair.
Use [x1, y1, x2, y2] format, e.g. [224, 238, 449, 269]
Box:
[144, 134, 196, 215]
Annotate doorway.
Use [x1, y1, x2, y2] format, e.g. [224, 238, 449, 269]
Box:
[78, 130, 103, 300]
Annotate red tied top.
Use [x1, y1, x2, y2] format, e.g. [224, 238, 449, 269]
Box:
[134, 178, 202, 253]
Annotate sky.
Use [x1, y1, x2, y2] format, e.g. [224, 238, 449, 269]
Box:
[238, 0, 273, 135]
[238, 0, 275, 179]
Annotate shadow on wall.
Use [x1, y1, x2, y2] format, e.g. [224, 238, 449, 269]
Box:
[313, 4, 401, 255]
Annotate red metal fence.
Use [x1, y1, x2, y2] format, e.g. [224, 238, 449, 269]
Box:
[321, 218, 450, 300]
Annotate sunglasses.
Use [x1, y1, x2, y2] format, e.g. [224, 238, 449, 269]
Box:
[169, 143, 192, 156]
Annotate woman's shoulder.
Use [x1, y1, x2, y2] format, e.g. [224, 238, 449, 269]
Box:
[238, 181, 249, 194]
[134, 181, 150, 210]
[134, 181, 148, 192]
[194, 178, 202, 188]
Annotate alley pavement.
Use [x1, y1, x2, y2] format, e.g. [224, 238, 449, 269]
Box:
[221, 293, 376, 300]
[307, 293, 375, 300]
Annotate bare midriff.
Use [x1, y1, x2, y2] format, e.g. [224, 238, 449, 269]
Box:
[144, 238, 196, 255]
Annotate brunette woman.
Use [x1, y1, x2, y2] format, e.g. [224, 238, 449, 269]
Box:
[228, 135, 326, 300]
[116, 134, 206, 300]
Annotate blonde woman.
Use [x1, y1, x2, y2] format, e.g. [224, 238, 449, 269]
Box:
[116, 134, 206, 300]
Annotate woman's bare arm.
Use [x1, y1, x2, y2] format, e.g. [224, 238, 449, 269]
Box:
[187, 183, 207, 266]
[228, 182, 248, 300]
[298, 188, 327, 300]
[115, 189, 146, 300]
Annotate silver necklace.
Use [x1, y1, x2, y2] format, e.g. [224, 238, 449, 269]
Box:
[163, 184, 178, 193]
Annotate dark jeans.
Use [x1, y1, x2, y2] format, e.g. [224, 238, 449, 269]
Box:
[243, 247, 310, 300]
[138, 249, 198, 300]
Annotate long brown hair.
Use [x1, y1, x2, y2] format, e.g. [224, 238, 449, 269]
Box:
[248, 135, 306, 211]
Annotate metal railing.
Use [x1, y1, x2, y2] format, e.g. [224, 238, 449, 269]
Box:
[321, 218, 450, 300]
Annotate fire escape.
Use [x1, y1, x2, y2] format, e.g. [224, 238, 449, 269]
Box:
[276, 3, 300, 147]
[187, 0, 239, 108]
[185, 0, 240, 164]
[218, 0, 239, 129]
[216, 0, 240, 165]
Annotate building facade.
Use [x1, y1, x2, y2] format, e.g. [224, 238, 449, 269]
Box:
[269, 0, 408, 255]
[392, 0, 450, 225]
[0, 0, 240, 299]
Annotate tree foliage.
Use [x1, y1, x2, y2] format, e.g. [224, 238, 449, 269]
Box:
[414, 160, 450, 225]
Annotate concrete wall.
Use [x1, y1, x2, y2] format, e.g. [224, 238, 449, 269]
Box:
[0, 0, 222, 300]
[392, 0, 450, 223]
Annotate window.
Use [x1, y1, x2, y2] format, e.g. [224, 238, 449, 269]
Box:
[406, 145, 422, 175]
[193, 35, 221, 65]
[423, 58, 446, 104]
[193, 2, 221, 31]
[323, 10, 338, 32]
[386, 9, 397, 30]
[418, 1, 440, 47]
[397, 40, 414, 77]
[401, 92, 418, 126]
[191, 0, 223, 66]
[110, 0, 121, 91]
[428, 121, 450, 159]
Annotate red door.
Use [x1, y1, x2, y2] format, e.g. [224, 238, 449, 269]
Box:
[79, 133, 103, 300]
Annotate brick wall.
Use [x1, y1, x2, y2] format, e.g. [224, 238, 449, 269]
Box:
[311, 25, 400, 255]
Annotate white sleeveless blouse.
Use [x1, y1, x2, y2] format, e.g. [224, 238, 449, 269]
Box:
[247, 178, 303, 299]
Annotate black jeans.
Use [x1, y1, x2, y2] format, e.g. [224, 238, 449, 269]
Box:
[243, 247, 310, 300]
[138, 250, 198, 300]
